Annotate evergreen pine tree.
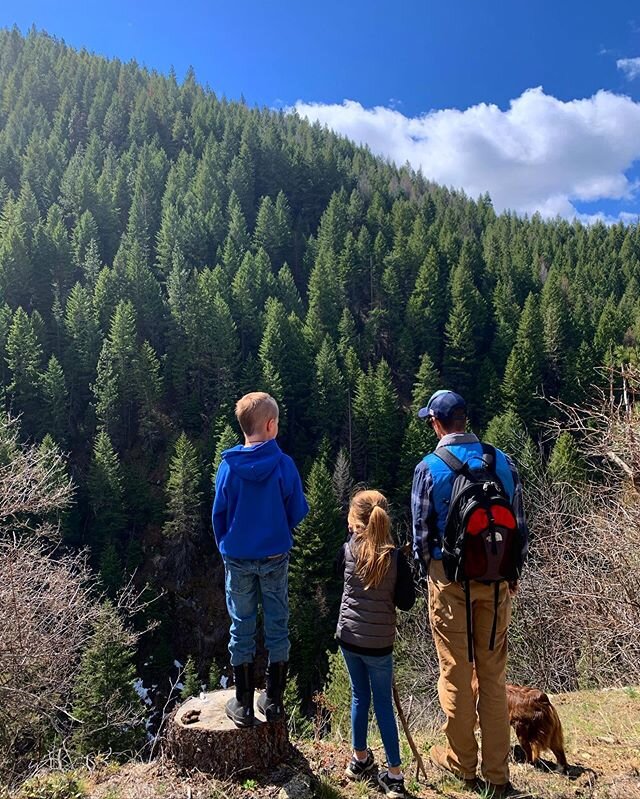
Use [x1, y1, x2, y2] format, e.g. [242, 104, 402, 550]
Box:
[231, 249, 275, 354]
[99, 539, 124, 598]
[223, 191, 251, 274]
[136, 340, 163, 447]
[290, 454, 343, 695]
[502, 293, 546, 427]
[483, 410, 539, 482]
[541, 271, 574, 397]
[332, 447, 353, 515]
[594, 296, 625, 364]
[253, 195, 279, 260]
[38, 433, 72, 539]
[6, 307, 43, 436]
[208, 660, 222, 691]
[405, 246, 447, 366]
[181, 655, 201, 699]
[547, 432, 586, 485]
[163, 433, 202, 540]
[490, 278, 521, 374]
[276, 264, 303, 316]
[398, 354, 440, 497]
[442, 259, 483, 401]
[212, 423, 239, 489]
[353, 360, 402, 490]
[88, 431, 126, 551]
[64, 281, 101, 417]
[41, 354, 69, 445]
[305, 249, 346, 349]
[72, 602, 144, 756]
[93, 300, 140, 448]
[312, 337, 347, 445]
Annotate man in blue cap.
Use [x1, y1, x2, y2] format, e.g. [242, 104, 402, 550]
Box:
[411, 390, 528, 799]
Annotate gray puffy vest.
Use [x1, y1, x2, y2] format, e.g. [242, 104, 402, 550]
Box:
[336, 542, 398, 650]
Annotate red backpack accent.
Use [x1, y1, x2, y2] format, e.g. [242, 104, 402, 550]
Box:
[434, 443, 526, 661]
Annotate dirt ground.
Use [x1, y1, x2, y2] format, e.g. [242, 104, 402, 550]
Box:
[83, 687, 640, 799]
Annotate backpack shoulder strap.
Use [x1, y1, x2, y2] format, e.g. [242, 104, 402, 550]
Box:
[434, 447, 465, 473]
[480, 442, 508, 493]
[481, 442, 496, 469]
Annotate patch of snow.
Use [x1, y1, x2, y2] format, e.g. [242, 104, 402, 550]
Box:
[220, 675, 229, 689]
[174, 659, 183, 669]
[133, 678, 153, 706]
[176, 681, 184, 691]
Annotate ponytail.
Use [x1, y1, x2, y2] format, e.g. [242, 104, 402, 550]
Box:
[348, 490, 395, 589]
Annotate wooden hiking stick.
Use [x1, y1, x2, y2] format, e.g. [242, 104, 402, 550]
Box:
[392, 680, 429, 782]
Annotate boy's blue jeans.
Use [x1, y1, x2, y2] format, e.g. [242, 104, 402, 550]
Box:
[223, 553, 290, 666]
[341, 647, 401, 768]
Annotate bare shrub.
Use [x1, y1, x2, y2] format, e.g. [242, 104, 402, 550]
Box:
[395, 593, 442, 734]
[0, 540, 102, 776]
[511, 369, 640, 691]
[0, 416, 146, 783]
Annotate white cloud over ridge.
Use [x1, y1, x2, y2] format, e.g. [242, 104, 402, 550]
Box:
[294, 88, 640, 221]
[617, 57, 640, 80]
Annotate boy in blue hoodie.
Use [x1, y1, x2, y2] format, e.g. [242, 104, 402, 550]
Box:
[213, 392, 309, 727]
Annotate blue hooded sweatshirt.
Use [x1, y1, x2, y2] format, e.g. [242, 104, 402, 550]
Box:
[212, 439, 309, 559]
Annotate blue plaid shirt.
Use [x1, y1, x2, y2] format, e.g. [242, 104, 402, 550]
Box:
[411, 432, 529, 570]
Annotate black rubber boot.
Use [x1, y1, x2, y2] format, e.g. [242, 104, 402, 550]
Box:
[257, 661, 288, 722]
[225, 662, 255, 727]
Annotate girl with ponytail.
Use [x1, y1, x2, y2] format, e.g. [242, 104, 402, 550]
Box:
[335, 490, 415, 798]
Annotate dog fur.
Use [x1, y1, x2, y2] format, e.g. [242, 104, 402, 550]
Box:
[472, 672, 568, 772]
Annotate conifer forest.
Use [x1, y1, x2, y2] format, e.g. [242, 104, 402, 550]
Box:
[1, 27, 640, 774]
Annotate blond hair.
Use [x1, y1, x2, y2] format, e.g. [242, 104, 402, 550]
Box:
[235, 392, 279, 436]
[348, 489, 394, 589]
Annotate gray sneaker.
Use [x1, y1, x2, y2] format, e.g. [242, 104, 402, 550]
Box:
[377, 770, 406, 798]
[345, 748, 375, 780]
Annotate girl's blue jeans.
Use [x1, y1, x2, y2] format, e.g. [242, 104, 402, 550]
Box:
[223, 553, 290, 666]
[340, 646, 401, 768]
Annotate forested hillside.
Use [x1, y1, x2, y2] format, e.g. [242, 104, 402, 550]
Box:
[0, 26, 638, 701]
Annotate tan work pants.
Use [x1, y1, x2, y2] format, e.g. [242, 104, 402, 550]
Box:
[428, 559, 511, 785]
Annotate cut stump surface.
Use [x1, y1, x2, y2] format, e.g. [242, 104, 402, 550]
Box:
[165, 689, 290, 777]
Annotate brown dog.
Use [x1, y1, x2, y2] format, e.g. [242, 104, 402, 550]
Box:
[472, 672, 568, 772]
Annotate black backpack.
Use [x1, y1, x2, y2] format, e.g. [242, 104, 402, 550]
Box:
[435, 443, 525, 660]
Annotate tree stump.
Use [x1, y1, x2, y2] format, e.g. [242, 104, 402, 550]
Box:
[165, 689, 290, 777]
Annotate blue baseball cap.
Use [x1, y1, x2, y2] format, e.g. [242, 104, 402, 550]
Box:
[418, 390, 467, 422]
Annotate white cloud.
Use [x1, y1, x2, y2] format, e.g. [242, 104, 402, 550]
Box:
[293, 88, 640, 220]
[617, 57, 640, 80]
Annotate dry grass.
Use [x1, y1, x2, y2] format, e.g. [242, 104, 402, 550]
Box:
[77, 686, 640, 799]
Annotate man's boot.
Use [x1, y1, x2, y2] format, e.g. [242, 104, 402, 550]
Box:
[225, 662, 255, 727]
[257, 661, 288, 722]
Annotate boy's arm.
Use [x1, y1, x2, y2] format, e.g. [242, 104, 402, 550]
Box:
[284, 462, 309, 530]
[212, 462, 230, 547]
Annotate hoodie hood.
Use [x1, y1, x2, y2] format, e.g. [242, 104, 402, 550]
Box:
[222, 439, 282, 482]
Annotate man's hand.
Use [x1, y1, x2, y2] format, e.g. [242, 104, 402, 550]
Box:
[508, 580, 519, 597]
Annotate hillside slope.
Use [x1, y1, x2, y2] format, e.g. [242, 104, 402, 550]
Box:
[80, 686, 640, 799]
[2, 29, 640, 694]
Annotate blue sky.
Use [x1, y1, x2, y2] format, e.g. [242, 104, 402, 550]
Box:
[3, 0, 640, 220]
